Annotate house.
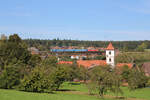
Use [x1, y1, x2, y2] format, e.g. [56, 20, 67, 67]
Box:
[58, 43, 133, 69]
[58, 61, 73, 64]
[77, 60, 106, 69]
[28, 47, 40, 55]
[142, 62, 150, 76]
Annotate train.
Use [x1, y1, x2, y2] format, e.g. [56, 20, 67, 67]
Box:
[51, 49, 99, 52]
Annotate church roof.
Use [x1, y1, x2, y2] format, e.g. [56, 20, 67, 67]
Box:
[77, 60, 107, 68]
[106, 42, 114, 50]
[58, 61, 73, 64]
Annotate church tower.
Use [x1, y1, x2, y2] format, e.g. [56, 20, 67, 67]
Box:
[106, 43, 115, 68]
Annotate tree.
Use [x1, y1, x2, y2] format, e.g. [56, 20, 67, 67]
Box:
[78, 66, 89, 82]
[19, 64, 70, 93]
[136, 43, 147, 52]
[8, 34, 22, 43]
[87, 66, 122, 97]
[41, 56, 57, 68]
[121, 65, 130, 82]
[19, 66, 53, 93]
[28, 55, 41, 67]
[128, 68, 148, 90]
[115, 53, 134, 64]
[0, 65, 21, 89]
[0, 34, 31, 68]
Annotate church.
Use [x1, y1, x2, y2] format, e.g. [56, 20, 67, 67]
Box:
[59, 43, 133, 69]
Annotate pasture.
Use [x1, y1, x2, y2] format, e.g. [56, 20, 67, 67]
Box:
[0, 82, 150, 100]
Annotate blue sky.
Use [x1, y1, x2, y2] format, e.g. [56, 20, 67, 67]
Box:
[0, 0, 150, 40]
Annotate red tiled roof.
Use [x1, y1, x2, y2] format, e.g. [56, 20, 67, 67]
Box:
[106, 42, 114, 50]
[77, 60, 107, 68]
[58, 61, 73, 64]
[116, 63, 133, 69]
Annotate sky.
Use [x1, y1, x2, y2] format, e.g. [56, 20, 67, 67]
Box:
[0, 0, 150, 41]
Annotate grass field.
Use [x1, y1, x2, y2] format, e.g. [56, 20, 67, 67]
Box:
[0, 82, 150, 100]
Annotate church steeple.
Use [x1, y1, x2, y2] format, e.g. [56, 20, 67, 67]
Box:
[106, 42, 114, 50]
[106, 43, 115, 68]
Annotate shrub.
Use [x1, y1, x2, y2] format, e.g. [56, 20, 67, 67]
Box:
[0, 65, 21, 89]
[19, 65, 69, 92]
[128, 69, 148, 90]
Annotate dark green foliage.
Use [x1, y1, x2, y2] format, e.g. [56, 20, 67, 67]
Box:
[28, 55, 41, 67]
[41, 56, 57, 67]
[0, 65, 21, 89]
[78, 66, 89, 82]
[121, 65, 130, 81]
[19, 64, 71, 93]
[8, 34, 22, 43]
[58, 64, 79, 81]
[19, 67, 53, 93]
[115, 52, 150, 65]
[0, 34, 31, 68]
[115, 53, 133, 64]
[128, 69, 148, 90]
[50, 66, 69, 90]
[136, 43, 148, 52]
[87, 66, 122, 97]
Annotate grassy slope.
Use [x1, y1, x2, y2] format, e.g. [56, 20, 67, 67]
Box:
[61, 82, 150, 100]
[120, 87, 150, 100]
[0, 89, 114, 100]
[0, 83, 150, 100]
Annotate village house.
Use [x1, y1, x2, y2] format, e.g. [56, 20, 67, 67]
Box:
[28, 47, 40, 55]
[142, 62, 150, 76]
[58, 43, 133, 69]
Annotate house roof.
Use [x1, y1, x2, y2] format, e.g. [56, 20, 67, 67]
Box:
[77, 60, 107, 68]
[58, 61, 73, 64]
[106, 42, 114, 50]
[142, 62, 150, 76]
[116, 63, 133, 69]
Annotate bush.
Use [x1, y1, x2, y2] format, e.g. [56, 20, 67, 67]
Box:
[19, 65, 70, 93]
[0, 65, 21, 89]
[128, 69, 148, 90]
[19, 66, 54, 93]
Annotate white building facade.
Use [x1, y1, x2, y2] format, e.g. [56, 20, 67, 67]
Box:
[106, 43, 115, 68]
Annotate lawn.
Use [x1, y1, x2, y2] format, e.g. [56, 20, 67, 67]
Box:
[0, 82, 150, 100]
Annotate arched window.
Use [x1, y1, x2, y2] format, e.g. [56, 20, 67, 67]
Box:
[109, 51, 111, 55]
[109, 58, 111, 62]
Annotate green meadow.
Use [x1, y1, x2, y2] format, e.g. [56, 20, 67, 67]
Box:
[0, 82, 150, 100]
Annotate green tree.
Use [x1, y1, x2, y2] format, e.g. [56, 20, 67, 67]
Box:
[8, 34, 22, 43]
[78, 66, 89, 82]
[28, 55, 41, 67]
[88, 66, 122, 97]
[19, 64, 70, 93]
[0, 34, 31, 68]
[128, 68, 148, 90]
[0, 65, 21, 89]
[121, 65, 130, 81]
[136, 43, 147, 52]
[19, 66, 53, 93]
[41, 56, 57, 68]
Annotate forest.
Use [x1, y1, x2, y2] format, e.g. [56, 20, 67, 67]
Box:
[24, 39, 150, 51]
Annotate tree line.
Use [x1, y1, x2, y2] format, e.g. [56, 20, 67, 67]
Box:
[24, 39, 150, 52]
